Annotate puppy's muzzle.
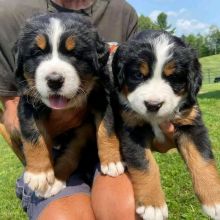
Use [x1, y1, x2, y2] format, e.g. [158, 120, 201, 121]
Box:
[46, 73, 64, 91]
[144, 101, 164, 112]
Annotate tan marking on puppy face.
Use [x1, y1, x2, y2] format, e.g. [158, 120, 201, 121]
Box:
[65, 36, 75, 51]
[164, 61, 176, 76]
[35, 34, 47, 50]
[140, 62, 149, 77]
[23, 136, 53, 173]
[177, 88, 186, 96]
[122, 85, 129, 97]
[128, 149, 166, 207]
[173, 105, 198, 126]
[23, 72, 35, 89]
[97, 119, 121, 165]
[55, 123, 94, 181]
[178, 134, 220, 205]
[26, 78, 35, 89]
[80, 75, 97, 94]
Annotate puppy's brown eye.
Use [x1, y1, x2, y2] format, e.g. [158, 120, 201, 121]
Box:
[65, 36, 75, 51]
[164, 61, 176, 76]
[140, 62, 149, 77]
[35, 34, 47, 50]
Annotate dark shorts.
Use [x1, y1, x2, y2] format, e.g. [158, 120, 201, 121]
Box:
[16, 167, 100, 220]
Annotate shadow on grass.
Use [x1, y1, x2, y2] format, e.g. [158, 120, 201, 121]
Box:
[198, 90, 220, 99]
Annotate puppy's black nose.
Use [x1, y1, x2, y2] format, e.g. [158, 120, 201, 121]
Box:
[46, 73, 64, 91]
[144, 101, 164, 112]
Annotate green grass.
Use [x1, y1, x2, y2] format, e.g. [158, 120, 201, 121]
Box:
[0, 138, 26, 220]
[199, 54, 220, 84]
[200, 54, 220, 71]
[199, 84, 220, 150]
[155, 152, 214, 220]
[0, 83, 219, 219]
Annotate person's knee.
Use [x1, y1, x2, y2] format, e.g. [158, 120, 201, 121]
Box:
[38, 194, 95, 220]
[91, 173, 136, 220]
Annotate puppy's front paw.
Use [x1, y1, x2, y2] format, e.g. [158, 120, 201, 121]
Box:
[24, 170, 55, 193]
[202, 204, 220, 220]
[136, 204, 168, 220]
[37, 179, 66, 198]
[101, 161, 125, 177]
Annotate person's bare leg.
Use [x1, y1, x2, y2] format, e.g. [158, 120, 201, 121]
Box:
[91, 173, 138, 220]
[38, 194, 95, 220]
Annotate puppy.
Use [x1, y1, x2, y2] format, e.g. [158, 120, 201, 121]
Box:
[15, 13, 123, 198]
[111, 30, 220, 220]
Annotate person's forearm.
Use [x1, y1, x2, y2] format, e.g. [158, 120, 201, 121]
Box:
[0, 96, 19, 110]
[0, 96, 24, 163]
[0, 96, 20, 132]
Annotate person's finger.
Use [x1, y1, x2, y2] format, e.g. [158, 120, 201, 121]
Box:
[159, 122, 175, 140]
[151, 121, 176, 153]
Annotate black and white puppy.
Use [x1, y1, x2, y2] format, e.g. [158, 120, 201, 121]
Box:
[111, 30, 220, 220]
[15, 13, 123, 198]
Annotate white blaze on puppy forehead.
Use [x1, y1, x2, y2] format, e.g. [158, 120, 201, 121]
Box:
[127, 34, 182, 124]
[152, 34, 174, 78]
[35, 17, 81, 108]
[49, 17, 64, 57]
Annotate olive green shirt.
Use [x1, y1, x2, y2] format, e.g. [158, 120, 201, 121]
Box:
[0, 0, 138, 96]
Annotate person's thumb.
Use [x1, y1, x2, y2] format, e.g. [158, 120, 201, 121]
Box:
[159, 122, 175, 141]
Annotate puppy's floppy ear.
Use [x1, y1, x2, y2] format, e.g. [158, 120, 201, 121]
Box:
[186, 48, 202, 106]
[112, 45, 125, 91]
[93, 34, 109, 72]
[13, 41, 27, 94]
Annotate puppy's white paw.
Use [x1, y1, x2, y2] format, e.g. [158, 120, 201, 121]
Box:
[136, 204, 168, 220]
[24, 170, 55, 192]
[101, 161, 125, 177]
[202, 204, 220, 220]
[37, 179, 66, 198]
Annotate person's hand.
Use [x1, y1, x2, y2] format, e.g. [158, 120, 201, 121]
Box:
[152, 121, 176, 153]
[1, 96, 20, 134]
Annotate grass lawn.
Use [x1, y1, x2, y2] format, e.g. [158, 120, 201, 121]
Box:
[200, 54, 220, 84]
[0, 138, 26, 219]
[200, 54, 220, 72]
[0, 83, 219, 219]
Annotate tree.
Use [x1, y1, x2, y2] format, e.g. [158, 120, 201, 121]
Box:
[207, 25, 220, 54]
[138, 13, 175, 34]
[138, 15, 157, 31]
[156, 12, 175, 34]
[184, 34, 210, 57]
[138, 12, 220, 57]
